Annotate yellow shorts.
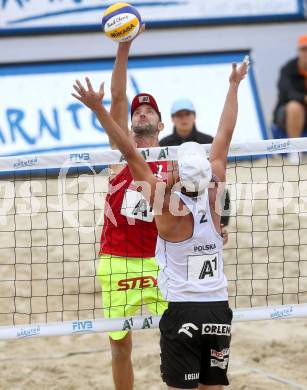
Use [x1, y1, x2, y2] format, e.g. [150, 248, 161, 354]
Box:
[97, 254, 168, 340]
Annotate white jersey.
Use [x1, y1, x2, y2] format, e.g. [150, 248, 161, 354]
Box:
[156, 190, 228, 302]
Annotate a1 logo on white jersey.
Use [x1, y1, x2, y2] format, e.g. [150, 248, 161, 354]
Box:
[187, 253, 219, 280]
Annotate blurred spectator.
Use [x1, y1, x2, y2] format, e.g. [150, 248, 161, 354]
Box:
[160, 98, 230, 227]
[273, 34, 307, 139]
[160, 98, 214, 146]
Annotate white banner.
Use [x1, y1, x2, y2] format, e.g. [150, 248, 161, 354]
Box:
[0, 0, 304, 34]
[0, 52, 265, 156]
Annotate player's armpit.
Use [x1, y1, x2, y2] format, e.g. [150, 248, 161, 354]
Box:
[210, 158, 226, 184]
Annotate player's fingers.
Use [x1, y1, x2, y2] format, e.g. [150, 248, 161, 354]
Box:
[139, 24, 146, 34]
[71, 93, 82, 102]
[243, 55, 250, 66]
[135, 23, 145, 39]
[72, 84, 82, 94]
[242, 56, 250, 74]
[76, 79, 85, 92]
[239, 60, 248, 76]
[86, 77, 94, 93]
[99, 81, 105, 96]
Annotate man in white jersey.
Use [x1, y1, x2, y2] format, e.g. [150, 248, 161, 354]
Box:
[72, 56, 249, 389]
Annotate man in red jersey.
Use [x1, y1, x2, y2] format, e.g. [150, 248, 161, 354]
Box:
[90, 30, 167, 390]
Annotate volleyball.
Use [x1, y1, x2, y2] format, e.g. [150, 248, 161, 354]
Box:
[102, 2, 142, 43]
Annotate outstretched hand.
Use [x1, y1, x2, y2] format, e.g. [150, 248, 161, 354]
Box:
[72, 77, 105, 113]
[229, 55, 250, 85]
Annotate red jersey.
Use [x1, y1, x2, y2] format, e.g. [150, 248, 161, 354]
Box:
[100, 161, 167, 258]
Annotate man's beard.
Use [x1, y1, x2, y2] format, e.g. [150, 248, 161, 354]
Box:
[132, 123, 157, 137]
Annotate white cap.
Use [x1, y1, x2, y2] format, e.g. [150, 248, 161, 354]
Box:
[177, 142, 212, 194]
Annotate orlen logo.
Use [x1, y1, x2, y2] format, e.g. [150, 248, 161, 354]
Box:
[69, 153, 90, 162]
[117, 276, 157, 291]
[72, 320, 93, 333]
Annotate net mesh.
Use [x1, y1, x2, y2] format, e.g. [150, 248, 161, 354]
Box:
[0, 167, 107, 326]
[226, 153, 307, 308]
[1, 147, 307, 327]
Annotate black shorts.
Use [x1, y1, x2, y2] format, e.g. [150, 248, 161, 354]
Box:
[275, 104, 307, 132]
[159, 301, 232, 389]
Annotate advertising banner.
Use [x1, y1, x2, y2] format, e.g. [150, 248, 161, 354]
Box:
[0, 52, 265, 156]
[0, 0, 304, 34]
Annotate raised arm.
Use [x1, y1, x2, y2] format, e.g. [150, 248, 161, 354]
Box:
[109, 26, 145, 149]
[72, 77, 158, 204]
[109, 42, 131, 144]
[210, 56, 249, 181]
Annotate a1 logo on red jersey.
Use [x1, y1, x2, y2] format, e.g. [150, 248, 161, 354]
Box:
[121, 189, 154, 222]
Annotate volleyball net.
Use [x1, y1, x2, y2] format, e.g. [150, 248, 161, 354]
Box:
[1, 138, 307, 339]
